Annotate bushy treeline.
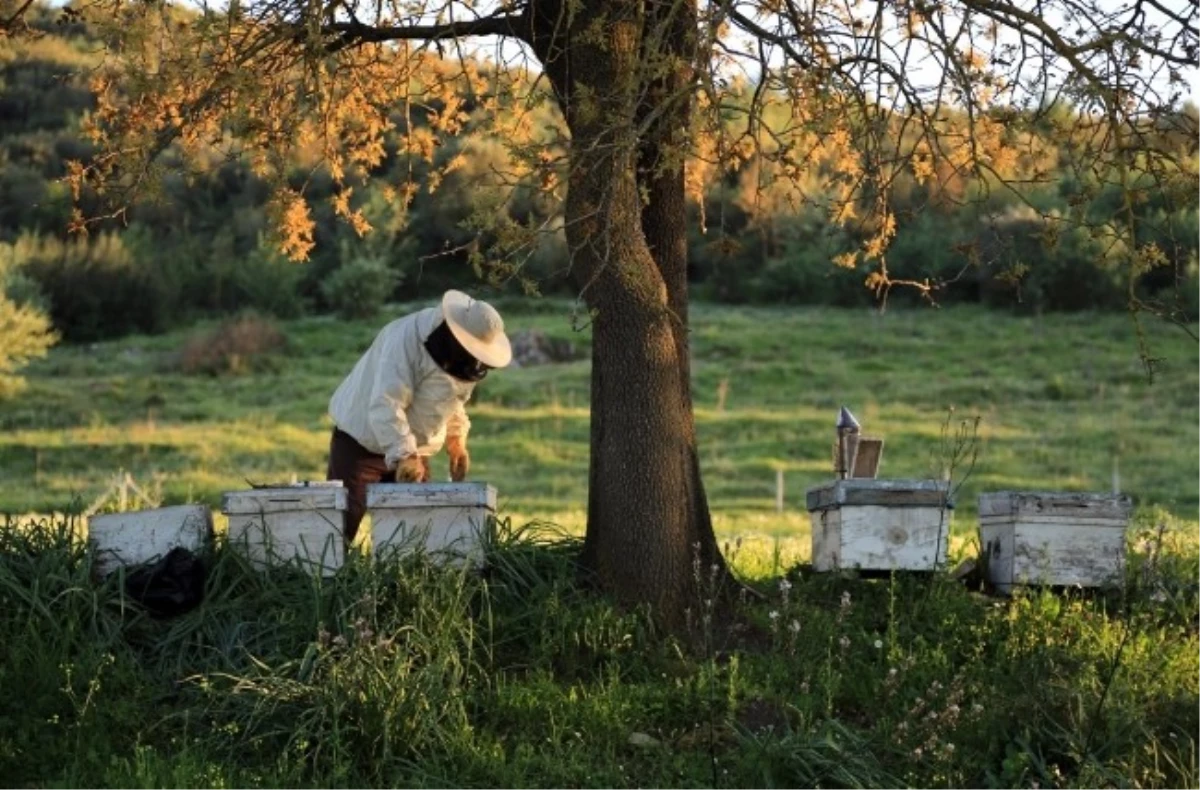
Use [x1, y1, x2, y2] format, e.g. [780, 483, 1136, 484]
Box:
[1, 4, 1196, 344]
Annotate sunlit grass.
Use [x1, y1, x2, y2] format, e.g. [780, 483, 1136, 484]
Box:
[1, 303, 1195, 532]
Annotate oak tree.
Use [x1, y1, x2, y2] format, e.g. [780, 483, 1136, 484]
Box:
[14, 0, 1196, 623]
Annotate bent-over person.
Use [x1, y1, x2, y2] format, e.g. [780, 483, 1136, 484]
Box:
[327, 290, 512, 543]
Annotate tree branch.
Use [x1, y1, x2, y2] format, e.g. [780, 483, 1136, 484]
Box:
[0, 0, 38, 37]
[720, 2, 816, 69]
[323, 10, 529, 52]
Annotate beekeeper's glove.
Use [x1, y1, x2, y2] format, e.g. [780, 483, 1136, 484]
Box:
[446, 435, 470, 482]
[396, 454, 428, 483]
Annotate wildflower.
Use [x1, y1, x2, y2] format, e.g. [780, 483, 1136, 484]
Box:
[888, 668, 899, 678]
[840, 590, 852, 609]
[838, 635, 851, 651]
[945, 743, 955, 754]
[972, 703, 984, 715]
[874, 639, 883, 649]
[800, 681, 810, 694]
[332, 634, 348, 647]
[778, 578, 793, 593]
[769, 610, 780, 620]
[788, 619, 801, 634]
[913, 747, 923, 759]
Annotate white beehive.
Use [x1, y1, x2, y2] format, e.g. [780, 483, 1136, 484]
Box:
[806, 479, 951, 572]
[222, 483, 347, 575]
[979, 491, 1132, 594]
[88, 505, 213, 578]
[368, 482, 497, 567]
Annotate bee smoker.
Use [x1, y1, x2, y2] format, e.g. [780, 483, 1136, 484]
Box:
[836, 406, 861, 479]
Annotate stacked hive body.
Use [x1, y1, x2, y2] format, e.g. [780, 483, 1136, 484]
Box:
[979, 491, 1132, 594]
[222, 483, 347, 575]
[368, 482, 497, 567]
[807, 479, 951, 572]
[88, 505, 213, 577]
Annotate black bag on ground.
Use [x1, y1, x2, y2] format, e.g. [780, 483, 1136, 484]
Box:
[123, 547, 206, 617]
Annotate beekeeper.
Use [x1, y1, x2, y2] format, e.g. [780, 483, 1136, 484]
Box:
[327, 290, 512, 542]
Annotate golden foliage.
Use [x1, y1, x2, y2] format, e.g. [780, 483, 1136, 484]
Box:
[269, 188, 316, 261]
[53, 0, 1191, 305]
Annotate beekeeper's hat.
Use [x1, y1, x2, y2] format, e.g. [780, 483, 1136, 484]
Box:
[441, 290, 513, 368]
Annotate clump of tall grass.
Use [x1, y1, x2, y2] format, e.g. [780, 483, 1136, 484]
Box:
[1, 510, 1196, 788]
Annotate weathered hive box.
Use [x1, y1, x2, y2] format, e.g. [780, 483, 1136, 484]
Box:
[222, 483, 347, 575]
[368, 482, 497, 567]
[806, 479, 951, 572]
[979, 491, 1132, 594]
[88, 505, 213, 578]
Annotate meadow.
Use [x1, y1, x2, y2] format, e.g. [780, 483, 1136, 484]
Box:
[1, 302, 1197, 529]
[0, 302, 1197, 787]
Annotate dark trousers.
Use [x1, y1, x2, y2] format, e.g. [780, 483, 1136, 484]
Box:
[326, 428, 395, 545]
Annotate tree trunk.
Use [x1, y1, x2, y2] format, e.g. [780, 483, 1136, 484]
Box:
[634, 0, 727, 586]
[529, 0, 726, 626]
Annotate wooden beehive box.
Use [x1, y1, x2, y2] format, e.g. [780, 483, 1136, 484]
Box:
[222, 483, 347, 575]
[88, 505, 213, 578]
[806, 479, 951, 572]
[979, 491, 1132, 594]
[368, 482, 497, 567]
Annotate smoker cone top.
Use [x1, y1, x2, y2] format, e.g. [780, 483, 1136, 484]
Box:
[837, 406, 861, 432]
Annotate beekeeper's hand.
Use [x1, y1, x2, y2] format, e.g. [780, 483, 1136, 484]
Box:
[446, 436, 470, 482]
[396, 454, 428, 483]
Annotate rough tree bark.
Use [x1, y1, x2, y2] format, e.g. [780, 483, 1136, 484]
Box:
[529, 0, 728, 625]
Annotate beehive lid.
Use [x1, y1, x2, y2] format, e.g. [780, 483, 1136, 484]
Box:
[806, 478, 949, 511]
[367, 482, 497, 510]
[979, 491, 1132, 521]
[222, 482, 347, 514]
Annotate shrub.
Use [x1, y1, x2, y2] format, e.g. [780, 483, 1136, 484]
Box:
[226, 238, 310, 319]
[320, 252, 401, 320]
[0, 293, 58, 398]
[14, 229, 172, 341]
[178, 312, 287, 376]
[0, 240, 58, 398]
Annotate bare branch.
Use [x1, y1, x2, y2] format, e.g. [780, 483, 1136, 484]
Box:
[0, 0, 38, 37]
[323, 8, 529, 52]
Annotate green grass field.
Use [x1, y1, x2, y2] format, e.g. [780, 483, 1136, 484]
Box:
[1, 302, 1197, 531]
[0, 302, 1197, 788]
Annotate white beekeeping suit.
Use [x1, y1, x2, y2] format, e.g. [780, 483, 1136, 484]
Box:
[329, 305, 475, 470]
[326, 290, 512, 544]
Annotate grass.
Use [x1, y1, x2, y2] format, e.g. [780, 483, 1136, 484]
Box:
[0, 509, 1195, 787]
[0, 302, 1196, 539]
[0, 301, 1197, 787]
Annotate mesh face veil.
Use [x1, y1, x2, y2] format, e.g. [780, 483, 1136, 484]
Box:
[424, 320, 490, 382]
